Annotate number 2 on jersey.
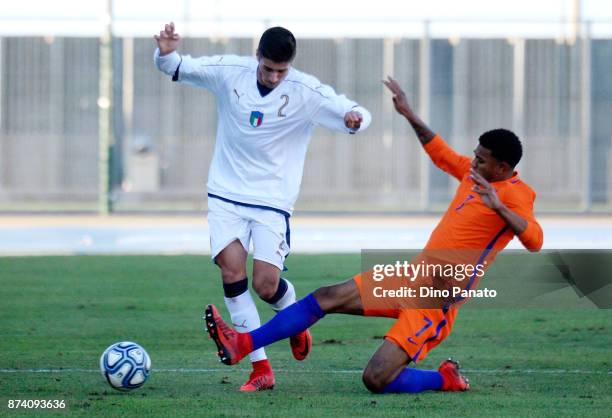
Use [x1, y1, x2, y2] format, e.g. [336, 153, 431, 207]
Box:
[278, 95, 289, 117]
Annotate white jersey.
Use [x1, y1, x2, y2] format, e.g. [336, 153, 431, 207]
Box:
[154, 49, 371, 214]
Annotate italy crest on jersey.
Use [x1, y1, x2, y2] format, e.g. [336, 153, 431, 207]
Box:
[249, 111, 264, 127]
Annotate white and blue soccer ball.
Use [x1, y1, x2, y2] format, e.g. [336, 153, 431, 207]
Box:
[99, 341, 151, 391]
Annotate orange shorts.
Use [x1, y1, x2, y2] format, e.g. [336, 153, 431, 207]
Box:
[353, 273, 458, 363]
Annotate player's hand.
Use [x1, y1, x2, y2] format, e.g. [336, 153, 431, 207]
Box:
[470, 169, 503, 211]
[382, 76, 413, 117]
[154, 22, 181, 56]
[344, 110, 363, 131]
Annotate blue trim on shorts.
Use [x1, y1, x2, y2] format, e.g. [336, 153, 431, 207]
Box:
[208, 193, 291, 218]
[411, 318, 448, 362]
[284, 216, 291, 248]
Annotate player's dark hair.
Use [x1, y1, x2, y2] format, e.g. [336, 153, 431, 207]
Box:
[478, 129, 523, 168]
[257, 27, 296, 63]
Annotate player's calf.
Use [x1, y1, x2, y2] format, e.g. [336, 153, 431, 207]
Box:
[255, 275, 313, 361]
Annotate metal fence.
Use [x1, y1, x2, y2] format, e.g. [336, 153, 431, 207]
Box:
[0, 31, 610, 213]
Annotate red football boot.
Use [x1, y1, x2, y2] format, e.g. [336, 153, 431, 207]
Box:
[438, 358, 470, 391]
[289, 329, 312, 361]
[204, 304, 252, 365]
[239, 359, 275, 392]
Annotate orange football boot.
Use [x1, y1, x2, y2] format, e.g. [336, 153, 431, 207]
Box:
[290, 329, 312, 361]
[239, 360, 275, 392]
[438, 359, 470, 391]
[204, 304, 251, 365]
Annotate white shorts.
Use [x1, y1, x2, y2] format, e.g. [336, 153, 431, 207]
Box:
[207, 196, 291, 271]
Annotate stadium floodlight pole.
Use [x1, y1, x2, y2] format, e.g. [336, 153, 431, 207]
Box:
[419, 20, 431, 211]
[511, 38, 525, 142]
[382, 38, 395, 195]
[97, 0, 114, 215]
[0, 36, 3, 141]
[580, 20, 592, 212]
[570, 0, 581, 44]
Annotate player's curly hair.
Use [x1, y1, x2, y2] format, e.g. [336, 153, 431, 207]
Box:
[257, 27, 296, 63]
[478, 129, 523, 168]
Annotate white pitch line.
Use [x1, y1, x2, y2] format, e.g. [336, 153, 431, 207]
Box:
[0, 368, 610, 375]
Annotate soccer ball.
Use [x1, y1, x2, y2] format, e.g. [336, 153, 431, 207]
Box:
[99, 341, 151, 391]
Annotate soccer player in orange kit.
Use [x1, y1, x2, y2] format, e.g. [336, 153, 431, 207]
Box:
[204, 77, 544, 394]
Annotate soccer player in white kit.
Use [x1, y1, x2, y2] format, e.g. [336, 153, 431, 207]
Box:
[154, 22, 371, 391]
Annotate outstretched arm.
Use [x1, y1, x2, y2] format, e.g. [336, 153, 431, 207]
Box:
[153, 22, 181, 56]
[312, 86, 372, 134]
[383, 76, 435, 145]
[153, 22, 230, 92]
[383, 76, 471, 180]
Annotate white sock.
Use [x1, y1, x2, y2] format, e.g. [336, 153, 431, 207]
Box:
[270, 278, 297, 312]
[224, 290, 267, 363]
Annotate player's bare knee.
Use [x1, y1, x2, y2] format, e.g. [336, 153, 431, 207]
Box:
[252, 275, 278, 300]
[361, 367, 386, 394]
[218, 264, 246, 283]
[362, 352, 398, 394]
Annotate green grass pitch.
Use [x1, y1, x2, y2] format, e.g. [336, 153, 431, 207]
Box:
[0, 255, 610, 417]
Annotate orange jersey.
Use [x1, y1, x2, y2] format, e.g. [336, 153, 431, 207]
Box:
[353, 134, 543, 363]
[423, 134, 543, 254]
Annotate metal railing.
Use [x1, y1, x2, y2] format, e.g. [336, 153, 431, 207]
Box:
[0, 23, 610, 213]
